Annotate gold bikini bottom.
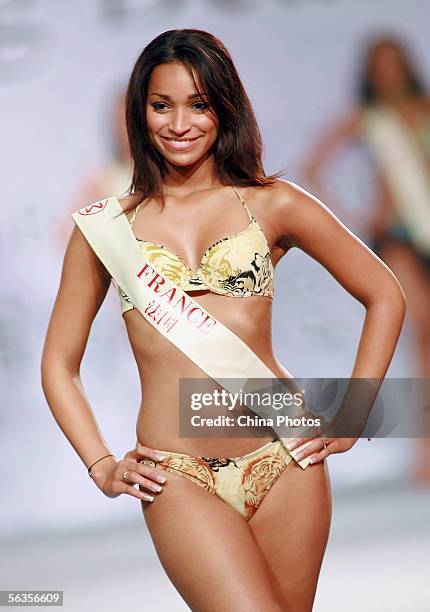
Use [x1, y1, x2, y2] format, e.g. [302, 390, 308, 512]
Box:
[139, 437, 293, 521]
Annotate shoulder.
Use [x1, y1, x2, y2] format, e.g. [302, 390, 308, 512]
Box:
[268, 178, 319, 212]
[244, 178, 339, 213]
[117, 194, 138, 210]
[242, 178, 316, 219]
[258, 179, 344, 246]
[248, 178, 317, 212]
[116, 193, 143, 220]
[239, 179, 330, 248]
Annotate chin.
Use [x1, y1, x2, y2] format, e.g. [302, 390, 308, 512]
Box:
[167, 155, 209, 167]
[161, 147, 216, 166]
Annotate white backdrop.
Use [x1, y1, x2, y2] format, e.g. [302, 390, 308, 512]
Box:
[1, 0, 428, 536]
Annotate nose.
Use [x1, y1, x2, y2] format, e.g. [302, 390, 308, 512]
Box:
[169, 107, 192, 134]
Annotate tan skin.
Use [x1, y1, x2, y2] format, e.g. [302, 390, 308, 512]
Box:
[300, 40, 430, 485]
[41, 61, 406, 611]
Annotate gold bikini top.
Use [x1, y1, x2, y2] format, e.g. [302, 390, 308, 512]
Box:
[118, 186, 274, 314]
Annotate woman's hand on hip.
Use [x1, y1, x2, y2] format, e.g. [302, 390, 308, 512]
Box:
[90, 445, 167, 502]
[285, 436, 359, 465]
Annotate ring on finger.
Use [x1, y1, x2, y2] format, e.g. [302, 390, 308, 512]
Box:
[322, 435, 329, 449]
[140, 458, 157, 468]
[122, 470, 129, 481]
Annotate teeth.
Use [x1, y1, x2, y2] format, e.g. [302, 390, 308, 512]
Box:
[168, 139, 193, 142]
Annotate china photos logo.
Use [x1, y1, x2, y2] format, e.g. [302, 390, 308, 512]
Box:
[78, 200, 108, 215]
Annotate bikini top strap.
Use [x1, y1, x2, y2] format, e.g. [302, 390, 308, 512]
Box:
[232, 186, 253, 223]
[129, 203, 142, 229]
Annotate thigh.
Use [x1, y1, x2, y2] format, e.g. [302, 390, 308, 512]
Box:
[140, 469, 285, 612]
[249, 459, 332, 612]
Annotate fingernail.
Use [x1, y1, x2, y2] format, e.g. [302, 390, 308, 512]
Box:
[142, 494, 154, 502]
[151, 484, 163, 492]
[309, 456, 316, 464]
[155, 475, 166, 484]
[285, 442, 296, 450]
[292, 452, 303, 461]
[154, 453, 166, 461]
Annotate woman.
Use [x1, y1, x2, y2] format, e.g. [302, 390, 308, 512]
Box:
[300, 34, 430, 484]
[41, 29, 406, 611]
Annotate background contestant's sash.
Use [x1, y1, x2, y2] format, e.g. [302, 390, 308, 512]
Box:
[361, 103, 430, 256]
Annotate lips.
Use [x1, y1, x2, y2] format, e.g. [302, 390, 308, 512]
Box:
[161, 135, 203, 152]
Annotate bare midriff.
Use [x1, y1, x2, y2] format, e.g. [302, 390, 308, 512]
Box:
[124, 289, 293, 458]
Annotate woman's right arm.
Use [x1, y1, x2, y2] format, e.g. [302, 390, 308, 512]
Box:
[41, 224, 168, 502]
[40, 224, 119, 483]
[300, 108, 362, 188]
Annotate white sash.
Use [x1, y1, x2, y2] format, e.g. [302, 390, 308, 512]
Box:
[361, 104, 430, 256]
[72, 196, 313, 469]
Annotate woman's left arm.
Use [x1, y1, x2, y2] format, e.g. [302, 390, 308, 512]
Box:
[273, 180, 407, 462]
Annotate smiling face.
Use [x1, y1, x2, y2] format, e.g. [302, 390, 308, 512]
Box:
[145, 61, 218, 168]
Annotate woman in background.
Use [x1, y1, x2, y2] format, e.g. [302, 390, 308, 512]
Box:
[301, 34, 430, 484]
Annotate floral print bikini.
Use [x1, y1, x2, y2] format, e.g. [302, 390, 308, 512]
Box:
[139, 438, 293, 521]
[118, 185, 274, 314]
[124, 186, 289, 519]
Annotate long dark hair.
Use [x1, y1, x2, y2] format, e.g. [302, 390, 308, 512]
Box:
[357, 34, 426, 106]
[122, 28, 285, 213]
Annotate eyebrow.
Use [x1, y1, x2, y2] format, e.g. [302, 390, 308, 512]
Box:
[148, 92, 207, 100]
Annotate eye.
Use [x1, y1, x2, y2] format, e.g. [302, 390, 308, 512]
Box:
[151, 102, 170, 111]
[150, 101, 209, 112]
[193, 101, 209, 111]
